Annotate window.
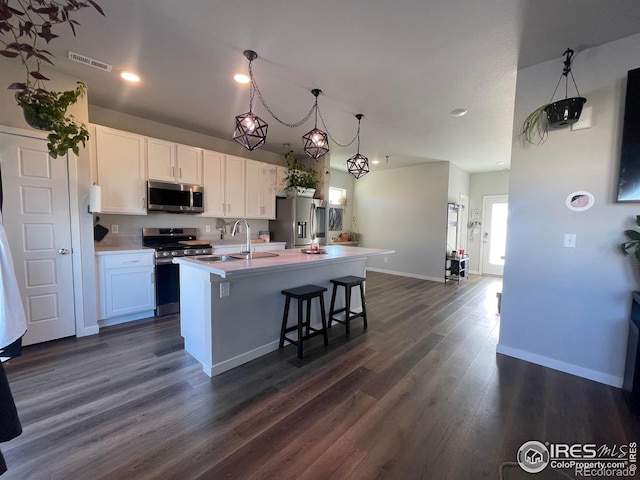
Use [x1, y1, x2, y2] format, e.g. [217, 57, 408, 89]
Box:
[329, 187, 346, 205]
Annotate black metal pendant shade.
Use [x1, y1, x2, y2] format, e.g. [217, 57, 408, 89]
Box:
[303, 89, 329, 159]
[347, 114, 369, 179]
[233, 111, 268, 151]
[347, 152, 369, 179]
[302, 127, 329, 159]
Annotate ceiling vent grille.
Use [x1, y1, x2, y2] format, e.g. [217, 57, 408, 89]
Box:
[68, 51, 112, 72]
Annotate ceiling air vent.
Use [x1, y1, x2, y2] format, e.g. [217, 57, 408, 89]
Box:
[68, 51, 112, 72]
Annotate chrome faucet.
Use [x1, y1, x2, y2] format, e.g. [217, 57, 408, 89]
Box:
[232, 219, 252, 259]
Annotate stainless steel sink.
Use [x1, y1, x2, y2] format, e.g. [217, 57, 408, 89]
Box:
[229, 252, 280, 260]
[195, 255, 242, 262]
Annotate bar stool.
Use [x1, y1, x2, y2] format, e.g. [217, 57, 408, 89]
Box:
[328, 275, 367, 335]
[280, 284, 329, 359]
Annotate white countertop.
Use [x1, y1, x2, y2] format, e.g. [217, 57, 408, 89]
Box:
[173, 245, 393, 279]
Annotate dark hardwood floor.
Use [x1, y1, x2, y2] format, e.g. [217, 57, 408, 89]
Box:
[2, 272, 638, 479]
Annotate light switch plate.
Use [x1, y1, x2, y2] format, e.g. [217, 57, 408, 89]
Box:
[220, 282, 230, 297]
[564, 233, 576, 248]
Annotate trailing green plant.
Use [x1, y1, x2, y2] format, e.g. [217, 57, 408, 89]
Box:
[284, 150, 319, 190]
[0, 0, 103, 157]
[621, 215, 640, 262]
[520, 104, 550, 145]
[15, 82, 89, 157]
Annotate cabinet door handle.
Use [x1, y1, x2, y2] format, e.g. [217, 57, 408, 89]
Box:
[142, 197, 146, 209]
[179, 167, 182, 178]
[124, 260, 141, 263]
[171, 166, 175, 177]
[151, 272, 155, 284]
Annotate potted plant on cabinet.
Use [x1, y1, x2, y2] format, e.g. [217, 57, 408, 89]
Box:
[284, 150, 319, 197]
[0, 0, 104, 157]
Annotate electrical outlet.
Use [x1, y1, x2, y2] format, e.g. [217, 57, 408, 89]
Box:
[564, 233, 576, 248]
[384, 257, 388, 263]
[220, 282, 230, 297]
[111, 224, 119, 234]
[205, 225, 211, 233]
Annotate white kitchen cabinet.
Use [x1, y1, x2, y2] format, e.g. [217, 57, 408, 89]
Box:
[224, 155, 246, 218]
[245, 160, 276, 219]
[96, 250, 155, 323]
[147, 137, 202, 185]
[202, 150, 225, 217]
[176, 144, 202, 185]
[276, 165, 288, 197]
[93, 125, 147, 214]
[201, 151, 245, 218]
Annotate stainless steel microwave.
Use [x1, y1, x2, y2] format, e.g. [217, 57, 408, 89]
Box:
[147, 181, 204, 213]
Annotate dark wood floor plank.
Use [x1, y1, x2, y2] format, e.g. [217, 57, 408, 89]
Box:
[1, 272, 638, 480]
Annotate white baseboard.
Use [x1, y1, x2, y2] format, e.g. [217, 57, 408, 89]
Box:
[366, 267, 444, 283]
[77, 325, 99, 337]
[98, 310, 155, 328]
[470, 269, 480, 274]
[496, 343, 623, 388]
[203, 340, 281, 377]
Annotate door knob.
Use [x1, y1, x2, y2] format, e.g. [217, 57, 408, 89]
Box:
[58, 248, 70, 255]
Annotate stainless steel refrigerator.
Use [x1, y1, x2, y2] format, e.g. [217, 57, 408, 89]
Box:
[269, 196, 325, 248]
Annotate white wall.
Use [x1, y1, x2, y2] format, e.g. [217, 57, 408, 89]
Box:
[354, 162, 449, 282]
[498, 34, 640, 387]
[468, 171, 510, 272]
[328, 169, 355, 238]
[0, 57, 98, 336]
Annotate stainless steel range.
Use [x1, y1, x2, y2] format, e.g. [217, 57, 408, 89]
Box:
[142, 228, 212, 316]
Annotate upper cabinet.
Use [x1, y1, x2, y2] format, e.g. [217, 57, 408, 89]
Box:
[147, 137, 202, 185]
[93, 125, 147, 215]
[224, 155, 246, 218]
[201, 152, 246, 218]
[202, 150, 225, 217]
[246, 160, 276, 219]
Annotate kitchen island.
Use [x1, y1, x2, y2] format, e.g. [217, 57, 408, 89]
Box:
[173, 245, 392, 376]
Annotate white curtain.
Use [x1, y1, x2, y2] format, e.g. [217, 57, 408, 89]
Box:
[0, 210, 27, 349]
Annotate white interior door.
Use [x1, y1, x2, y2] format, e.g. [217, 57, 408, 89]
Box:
[458, 193, 469, 254]
[480, 194, 508, 276]
[0, 133, 76, 345]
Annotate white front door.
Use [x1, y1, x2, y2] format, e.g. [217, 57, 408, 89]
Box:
[480, 195, 508, 276]
[0, 133, 76, 345]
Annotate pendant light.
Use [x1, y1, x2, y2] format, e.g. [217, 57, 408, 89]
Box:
[347, 114, 369, 179]
[302, 89, 329, 159]
[233, 50, 268, 151]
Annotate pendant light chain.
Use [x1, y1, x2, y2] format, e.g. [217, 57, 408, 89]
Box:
[250, 61, 315, 128]
[317, 105, 359, 148]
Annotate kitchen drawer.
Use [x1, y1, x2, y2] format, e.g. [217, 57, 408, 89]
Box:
[102, 253, 154, 269]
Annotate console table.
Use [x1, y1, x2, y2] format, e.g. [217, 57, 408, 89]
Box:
[445, 254, 469, 283]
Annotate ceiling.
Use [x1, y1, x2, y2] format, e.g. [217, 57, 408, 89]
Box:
[43, 0, 640, 173]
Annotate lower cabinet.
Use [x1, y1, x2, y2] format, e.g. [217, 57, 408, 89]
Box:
[96, 251, 155, 324]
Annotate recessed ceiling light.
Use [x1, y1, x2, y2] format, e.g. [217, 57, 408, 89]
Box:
[372, 160, 380, 165]
[234, 72, 250, 84]
[496, 161, 505, 165]
[450, 108, 468, 117]
[120, 71, 140, 83]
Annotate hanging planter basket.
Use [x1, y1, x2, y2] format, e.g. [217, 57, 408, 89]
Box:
[545, 97, 587, 128]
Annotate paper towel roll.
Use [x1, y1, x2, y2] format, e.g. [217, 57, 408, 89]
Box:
[89, 184, 102, 213]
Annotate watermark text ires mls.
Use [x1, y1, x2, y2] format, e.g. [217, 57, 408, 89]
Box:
[517, 440, 637, 476]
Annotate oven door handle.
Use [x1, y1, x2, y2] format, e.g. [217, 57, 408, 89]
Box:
[155, 257, 176, 265]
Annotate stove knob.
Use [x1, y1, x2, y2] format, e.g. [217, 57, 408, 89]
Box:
[184, 250, 190, 256]
[171, 251, 178, 256]
[162, 251, 170, 257]
[195, 249, 202, 254]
